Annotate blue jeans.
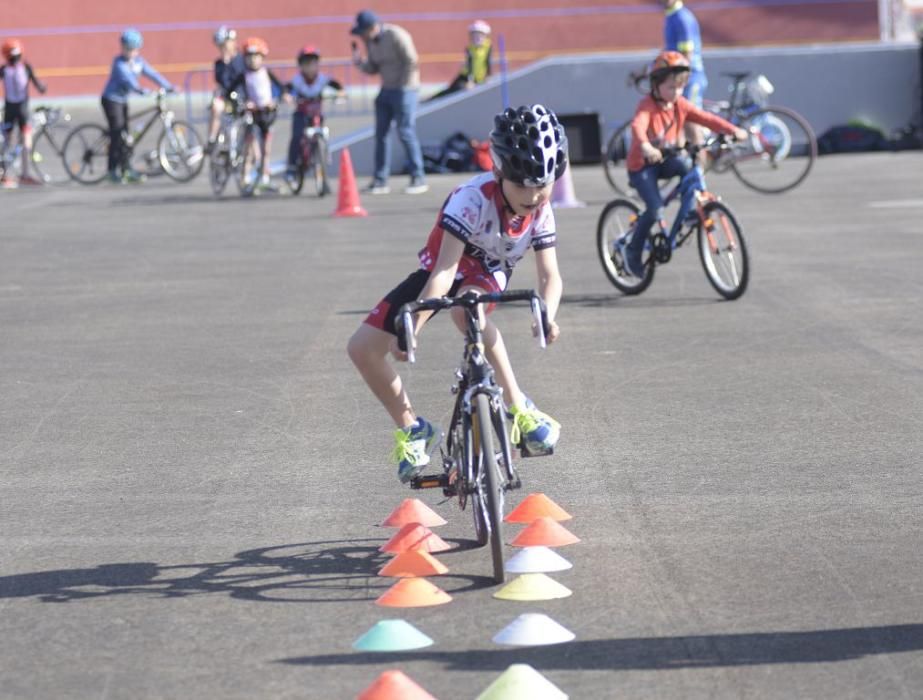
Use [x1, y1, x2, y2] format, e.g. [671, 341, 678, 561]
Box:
[374, 88, 424, 182]
[684, 70, 708, 108]
[626, 155, 691, 261]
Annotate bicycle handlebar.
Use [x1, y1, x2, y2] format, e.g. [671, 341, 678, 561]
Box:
[660, 134, 731, 159]
[397, 289, 550, 363]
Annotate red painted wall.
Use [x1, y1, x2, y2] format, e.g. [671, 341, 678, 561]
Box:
[1, 1, 879, 97]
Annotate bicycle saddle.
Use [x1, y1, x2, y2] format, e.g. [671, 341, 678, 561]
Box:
[721, 71, 752, 82]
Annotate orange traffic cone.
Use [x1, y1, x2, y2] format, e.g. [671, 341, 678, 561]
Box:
[382, 498, 447, 528]
[357, 670, 438, 700]
[510, 516, 580, 547]
[505, 493, 572, 524]
[380, 523, 453, 554]
[376, 577, 453, 607]
[550, 163, 585, 208]
[334, 148, 368, 217]
[379, 550, 449, 577]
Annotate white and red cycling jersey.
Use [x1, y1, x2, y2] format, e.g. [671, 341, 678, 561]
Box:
[418, 172, 557, 291]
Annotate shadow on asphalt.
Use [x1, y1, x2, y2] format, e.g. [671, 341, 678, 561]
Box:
[0, 538, 492, 604]
[560, 293, 723, 308]
[277, 624, 923, 670]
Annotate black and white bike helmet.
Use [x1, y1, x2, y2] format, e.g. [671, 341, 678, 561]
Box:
[489, 104, 568, 187]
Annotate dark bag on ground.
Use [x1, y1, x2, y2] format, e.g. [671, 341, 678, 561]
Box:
[818, 125, 888, 154]
[419, 132, 476, 174]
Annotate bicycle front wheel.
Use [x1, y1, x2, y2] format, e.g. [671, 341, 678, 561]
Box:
[159, 121, 205, 183]
[208, 138, 230, 196]
[697, 201, 749, 300]
[602, 120, 633, 196]
[62, 124, 109, 184]
[473, 393, 505, 584]
[30, 125, 67, 184]
[597, 198, 655, 295]
[731, 106, 817, 194]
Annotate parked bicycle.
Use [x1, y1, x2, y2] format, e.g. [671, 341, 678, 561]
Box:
[208, 92, 249, 196]
[598, 137, 749, 300]
[62, 89, 204, 185]
[0, 105, 71, 184]
[397, 289, 551, 584]
[603, 71, 817, 196]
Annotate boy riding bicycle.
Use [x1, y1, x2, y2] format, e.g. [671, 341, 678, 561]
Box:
[101, 29, 175, 184]
[1, 39, 48, 187]
[283, 45, 344, 191]
[228, 37, 288, 191]
[206, 26, 245, 153]
[623, 51, 746, 278]
[347, 105, 567, 483]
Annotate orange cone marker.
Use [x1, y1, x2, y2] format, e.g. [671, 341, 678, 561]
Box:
[382, 498, 447, 528]
[505, 493, 572, 524]
[378, 550, 449, 578]
[510, 516, 580, 547]
[357, 670, 438, 699]
[334, 148, 368, 217]
[380, 523, 452, 554]
[376, 577, 453, 607]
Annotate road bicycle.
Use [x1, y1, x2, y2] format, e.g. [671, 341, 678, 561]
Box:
[62, 90, 204, 185]
[208, 93, 249, 196]
[287, 100, 332, 197]
[397, 289, 551, 584]
[603, 71, 817, 196]
[597, 137, 749, 300]
[0, 105, 71, 184]
[236, 106, 278, 197]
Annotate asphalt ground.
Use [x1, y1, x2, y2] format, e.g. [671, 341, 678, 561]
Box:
[1, 153, 922, 699]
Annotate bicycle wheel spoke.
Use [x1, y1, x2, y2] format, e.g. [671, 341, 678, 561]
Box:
[731, 106, 816, 194]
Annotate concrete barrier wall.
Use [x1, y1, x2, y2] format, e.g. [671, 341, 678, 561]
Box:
[336, 41, 921, 178]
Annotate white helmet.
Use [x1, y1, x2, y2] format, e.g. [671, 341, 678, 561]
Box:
[213, 26, 237, 46]
[468, 20, 491, 35]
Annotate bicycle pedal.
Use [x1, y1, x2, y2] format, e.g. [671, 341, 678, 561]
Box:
[410, 473, 449, 490]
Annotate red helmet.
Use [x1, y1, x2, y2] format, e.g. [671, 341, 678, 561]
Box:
[2, 39, 23, 60]
[649, 50, 690, 82]
[243, 37, 269, 56]
[297, 45, 320, 62]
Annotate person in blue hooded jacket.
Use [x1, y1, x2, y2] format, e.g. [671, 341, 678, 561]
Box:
[101, 28, 174, 183]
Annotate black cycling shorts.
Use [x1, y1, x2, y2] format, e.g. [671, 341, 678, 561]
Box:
[2, 100, 30, 132]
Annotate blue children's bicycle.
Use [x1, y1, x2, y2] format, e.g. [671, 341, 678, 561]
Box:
[597, 137, 749, 300]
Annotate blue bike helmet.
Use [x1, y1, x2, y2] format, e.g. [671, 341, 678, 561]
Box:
[489, 104, 568, 186]
[121, 28, 144, 50]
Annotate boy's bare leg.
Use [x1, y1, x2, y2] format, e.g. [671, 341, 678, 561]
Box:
[347, 323, 416, 428]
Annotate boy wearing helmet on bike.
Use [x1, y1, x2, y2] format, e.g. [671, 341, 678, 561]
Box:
[228, 37, 288, 191]
[206, 26, 245, 153]
[348, 104, 566, 483]
[101, 28, 175, 183]
[283, 46, 345, 191]
[622, 51, 747, 278]
[1, 39, 47, 187]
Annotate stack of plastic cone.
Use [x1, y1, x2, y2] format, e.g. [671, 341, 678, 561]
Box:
[352, 619, 434, 652]
[476, 664, 568, 700]
[357, 670, 438, 699]
[492, 613, 575, 646]
[505, 493, 572, 524]
[382, 498, 447, 528]
[376, 577, 452, 607]
[550, 163, 585, 209]
[510, 517, 580, 547]
[493, 573, 572, 601]
[378, 550, 449, 578]
[380, 523, 452, 554]
[334, 148, 368, 217]
[505, 546, 573, 574]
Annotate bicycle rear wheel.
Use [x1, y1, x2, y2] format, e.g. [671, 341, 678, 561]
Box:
[159, 120, 205, 183]
[602, 120, 632, 195]
[30, 124, 68, 184]
[473, 393, 505, 584]
[697, 201, 749, 299]
[731, 106, 817, 194]
[62, 124, 109, 184]
[313, 137, 330, 197]
[597, 198, 655, 295]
